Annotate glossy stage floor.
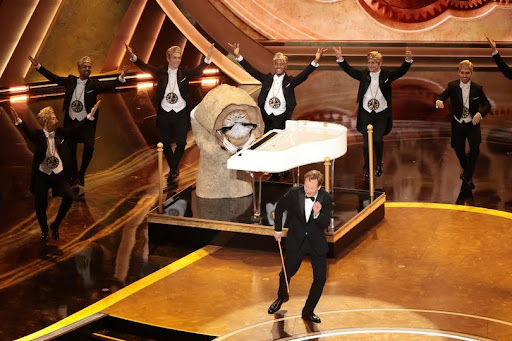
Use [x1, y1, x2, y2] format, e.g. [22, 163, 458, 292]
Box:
[2, 66, 512, 340]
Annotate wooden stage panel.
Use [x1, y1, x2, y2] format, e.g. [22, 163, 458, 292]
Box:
[105, 205, 512, 340]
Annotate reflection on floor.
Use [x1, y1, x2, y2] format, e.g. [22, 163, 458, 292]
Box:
[1, 67, 512, 339]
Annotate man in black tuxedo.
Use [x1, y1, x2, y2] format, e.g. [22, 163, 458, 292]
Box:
[228, 43, 325, 132]
[7, 103, 99, 242]
[268, 170, 333, 324]
[436, 60, 491, 193]
[28, 56, 127, 187]
[228, 43, 325, 180]
[334, 47, 413, 179]
[487, 37, 512, 80]
[125, 43, 214, 188]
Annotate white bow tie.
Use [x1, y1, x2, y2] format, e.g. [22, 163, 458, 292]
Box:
[45, 131, 55, 138]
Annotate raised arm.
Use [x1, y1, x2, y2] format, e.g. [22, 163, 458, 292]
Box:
[186, 43, 215, 77]
[6, 107, 39, 143]
[334, 46, 364, 81]
[488, 37, 512, 80]
[29, 55, 67, 86]
[228, 42, 267, 81]
[388, 49, 413, 82]
[289, 47, 326, 87]
[125, 42, 160, 78]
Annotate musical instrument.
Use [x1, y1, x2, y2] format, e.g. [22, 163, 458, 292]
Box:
[227, 120, 348, 172]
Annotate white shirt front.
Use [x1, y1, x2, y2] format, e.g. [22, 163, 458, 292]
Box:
[69, 78, 89, 121]
[362, 71, 388, 113]
[455, 81, 472, 124]
[305, 193, 317, 222]
[264, 74, 287, 116]
[39, 130, 64, 175]
[160, 67, 187, 113]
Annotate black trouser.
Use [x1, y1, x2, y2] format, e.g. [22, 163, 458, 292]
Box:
[277, 237, 327, 316]
[66, 119, 95, 179]
[359, 108, 388, 171]
[452, 119, 481, 180]
[263, 111, 287, 133]
[33, 170, 74, 234]
[157, 107, 189, 173]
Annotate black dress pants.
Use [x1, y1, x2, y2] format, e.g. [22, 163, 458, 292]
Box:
[277, 237, 327, 315]
[66, 119, 96, 178]
[359, 108, 388, 171]
[263, 111, 287, 133]
[452, 119, 481, 180]
[33, 171, 74, 234]
[157, 107, 189, 173]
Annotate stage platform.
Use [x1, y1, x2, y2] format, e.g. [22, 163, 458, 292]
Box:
[146, 181, 386, 258]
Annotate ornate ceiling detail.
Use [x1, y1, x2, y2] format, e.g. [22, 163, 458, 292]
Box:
[359, 0, 510, 23]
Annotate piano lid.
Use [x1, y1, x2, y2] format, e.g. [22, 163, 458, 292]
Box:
[227, 120, 348, 173]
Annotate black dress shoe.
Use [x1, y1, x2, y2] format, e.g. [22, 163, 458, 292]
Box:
[41, 232, 49, 243]
[302, 313, 321, 323]
[375, 162, 383, 177]
[51, 229, 59, 241]
[50, 223, 59, 241]
[69, 176, 78, 186]
[363, 171, 369, 180]
[280, 170, 290, 179]
[168, 170, 179, 182]
[77, 173, 85, 187]
[268, 297, 288, 314]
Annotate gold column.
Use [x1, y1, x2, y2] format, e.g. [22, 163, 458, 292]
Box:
[324, 157, 331, 193]
[367, 124, 374, 201]
[157, 142, 164, 214]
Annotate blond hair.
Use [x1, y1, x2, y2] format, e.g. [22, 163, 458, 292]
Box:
[367, 51, 383, 63]
[304, 170, 324, 186]
[166, 46, 181, 57]
[77, 56, 91, 67]
[458, 60, 474, 72]
[37, 106, 55, 125]
[273, 52, 288, 63]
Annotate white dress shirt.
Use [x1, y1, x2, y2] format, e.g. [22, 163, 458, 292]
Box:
[69, 78, 89, 121]
[264, 74, 287, 116]
[161, 67, 187, 113]
[236, 55, 319, 116]
[130, 55, 211, 113]
[455, 81, 472, 124]
[39, 130, 64, 175]
[362, 71, 388, 113]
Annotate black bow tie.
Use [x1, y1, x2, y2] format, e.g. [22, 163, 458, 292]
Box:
[305, 196, 315, 201]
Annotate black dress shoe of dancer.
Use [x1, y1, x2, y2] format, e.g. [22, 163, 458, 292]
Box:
[77, 172, 85, 187]
[363, 171, 370, 180]
[302, 313, 321, 323]
[69, 176, 78, 186]
[41, 232, 49, 243]
[50, 223, 59, 241]
[268, 297, 289, 314]
[375, 162, 383, 177]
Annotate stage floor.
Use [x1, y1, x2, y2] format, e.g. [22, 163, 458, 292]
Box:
[104, 205, 512, 340]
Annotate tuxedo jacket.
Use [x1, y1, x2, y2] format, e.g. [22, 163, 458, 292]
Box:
[239, 58, 317, 121]
[274, 186, 333, 255]
[493, 53, 512, 80]
[16, 121, 88, 194]
[337, 59, 412, 135]
[436, 80, 491, 120]
[36, 66, 122, 129]
[134, 58, 209, 118]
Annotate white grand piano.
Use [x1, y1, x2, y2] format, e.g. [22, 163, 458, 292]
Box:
[227, 120, 348, 173]
[227, 120, 348, 223]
